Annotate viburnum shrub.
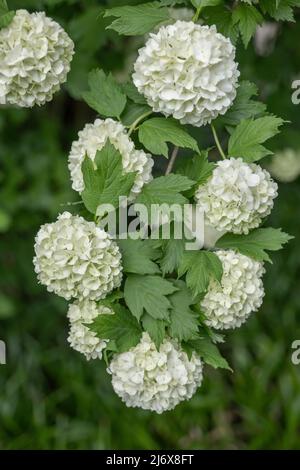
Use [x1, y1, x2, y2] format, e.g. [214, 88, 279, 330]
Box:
[2, 0, 297, 413]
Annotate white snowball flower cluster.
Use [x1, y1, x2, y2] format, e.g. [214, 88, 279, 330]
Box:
[0, 9, 74, 107]
[267, 148, 300, 183]
[67, 300, 113, 360]
[133, 21, 239, 127]
[201, 250, 265, 330]
[33, 212, 122, 301]
[68, 118, 154, 199]
[109, 333, 203, 413]
[195, 158, 278, 235]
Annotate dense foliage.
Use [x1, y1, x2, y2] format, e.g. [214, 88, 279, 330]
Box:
[1, 0, 300, 449]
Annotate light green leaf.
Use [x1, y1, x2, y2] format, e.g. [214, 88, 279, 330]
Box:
[104, 2, 170, 36]
[83, 69, 127, 118]
[89, 304, 142, 353]
[0, 8, 15, 29]
[81, 141, 136, 214]
[216, 228, 293, 263]
[169, 281, 200, 342]
[232, 4, 264, 48]
[184, 338, 232, 370]
[141, 314, 167, 349]
[228, 116, 285, 162]
[138, 117, 199, 157]
[179, 250, 223, 296]
[134, 174, 195, 211]
[124, 274, 178, 321]
[117, 239, 161, 275]
[218, 81, 266, 127]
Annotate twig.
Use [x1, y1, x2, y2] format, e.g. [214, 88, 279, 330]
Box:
[165, 146, 179, 175]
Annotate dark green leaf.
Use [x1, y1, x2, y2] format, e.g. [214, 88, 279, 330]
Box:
[134, 174, 195, 212]
[124, 274, 178, 321]
[228, 116, 285, 162]
[89, 304, 142, 353]
[138, 117, 199, 157]
[83, 69, 127, 118]
[169, 281, 200, 342]
[104, 2, 170, 36]
[216, 228, 293, 263]
[179, 250, 223, 296]
[117, 238, 161, 275]
[141, 314, 167, 349]
[81, 141, 136, 214]
[185, 337, 232, 370]
[218, 81, 266, 127]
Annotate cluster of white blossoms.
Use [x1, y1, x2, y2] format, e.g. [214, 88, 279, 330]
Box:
[68, 118, 154, 199]
[108, 333, 203, 413]
[0, 10, 74, 107]
[195, 158, 278, 235]
[67, 300, 113, 360]
[201, 250, 265, 330]
[268, 148, 300, 183]
[133, 21, 239, 127]
[33, 212, 122, 301]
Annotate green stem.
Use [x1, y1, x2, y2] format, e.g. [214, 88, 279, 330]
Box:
[128, 110, 152, 136]
[211, 124, 227, 160]
[192, 6, 202, 22]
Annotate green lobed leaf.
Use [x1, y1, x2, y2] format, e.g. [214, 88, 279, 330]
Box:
[184, 338, 232, 370]
[159, 236, 186, 276]
[176, 150, 215, 196]
[0, 9, 15, 29]
[89, 304, 142, 353]
[82, 69, 127, 118]
[141, 314, 168, 349]
[134, 174, 195, 212]
[168, 281, 200, 342]
[122, 82, 147, 105]
[138, 117, 199, 157]
[260, 0, 300, 22]
[232, 4, 264, 48]
[178, 250, 223, 296]
[81, 141, 136, 215]
[104, 2, 171, 36]
[124, 274, 178, 321]
[218, 81, 267, 127]
[117, 238, 161, 275]
[216, 228, 294, 263]
[204, 5, 239, 44]
[228, 116, 285, 162]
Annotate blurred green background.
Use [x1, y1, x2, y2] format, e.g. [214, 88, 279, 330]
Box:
[0, 0, 300, 450]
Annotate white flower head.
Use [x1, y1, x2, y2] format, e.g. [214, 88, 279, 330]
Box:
[68, 118, 154, 199]
[201, 250, 265, 330]
[267, 148, 300, 183]
[67, 300, 113, 360]
[108, 332, 203, 413]
[195, 158, 278, 235]
[133, 21, 239, 127]
[33, 212, 122, 301]
[0, 9, 74, 107]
